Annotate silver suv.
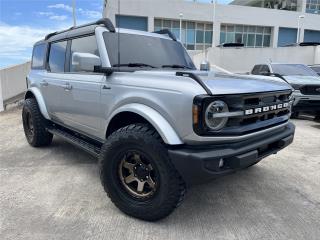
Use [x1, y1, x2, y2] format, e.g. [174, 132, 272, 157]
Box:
[23, 19, 295, 221]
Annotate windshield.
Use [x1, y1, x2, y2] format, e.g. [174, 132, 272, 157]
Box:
[103, 32, 196, 70]
[271, 64, 318, 77]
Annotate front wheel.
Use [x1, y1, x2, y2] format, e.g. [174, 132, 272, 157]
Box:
[99, 124, 186, 221]
[315, 112, 320, 122]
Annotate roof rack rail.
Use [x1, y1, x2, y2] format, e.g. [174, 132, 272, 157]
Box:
[45, 18, 115, 40]
[153, 29, 177, 41]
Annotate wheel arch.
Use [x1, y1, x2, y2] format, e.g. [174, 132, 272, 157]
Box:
[105, 104, 183, 145]
[24, 88, 50, 120]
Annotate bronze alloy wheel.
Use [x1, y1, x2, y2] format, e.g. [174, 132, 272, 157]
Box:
[118, 151, 157, 199]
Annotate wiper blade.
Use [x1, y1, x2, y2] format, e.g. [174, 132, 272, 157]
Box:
[162, 64, 193, 69]
[113, 63, 156, 68]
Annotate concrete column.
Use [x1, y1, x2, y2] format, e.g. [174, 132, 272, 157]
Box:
[272, 26, 279, 48]
[148, 16, 154, 32]
[300, 0, 307, 13]
[299, 27, 305, 42]
[213, 21, 221, 48]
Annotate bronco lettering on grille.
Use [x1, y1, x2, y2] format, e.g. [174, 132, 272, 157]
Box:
[244, 102, 289, 116]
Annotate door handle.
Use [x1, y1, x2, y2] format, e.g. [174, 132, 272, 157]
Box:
[40, 80, 48, 87]
[64, 83, 72, 91]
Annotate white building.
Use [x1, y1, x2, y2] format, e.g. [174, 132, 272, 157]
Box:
[103, 0, 320, 50]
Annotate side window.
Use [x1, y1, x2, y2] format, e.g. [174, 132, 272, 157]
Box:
[70, 35, 99, 72]
[260, 65, 270, 74]
[31, 43, 47, 69]
[48, 41, 67, 73]
[252, 65, 262, 75]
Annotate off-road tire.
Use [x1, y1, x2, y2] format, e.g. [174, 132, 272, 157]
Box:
[99, 124, 186, 221]
[22, 98, 53, 147]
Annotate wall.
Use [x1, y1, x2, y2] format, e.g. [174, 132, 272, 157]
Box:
[193, 46, 320, 73]
[0, 62, 30, 111]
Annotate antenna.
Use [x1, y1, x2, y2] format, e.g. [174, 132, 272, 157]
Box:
[72, 0, 77, 27]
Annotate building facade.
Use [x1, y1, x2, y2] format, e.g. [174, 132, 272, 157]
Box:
[103, 0, 320, 50]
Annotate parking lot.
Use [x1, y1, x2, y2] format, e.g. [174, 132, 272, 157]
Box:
[0, 107, 319, 240]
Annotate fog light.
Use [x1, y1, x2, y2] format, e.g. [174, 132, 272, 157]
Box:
[219, 158, 224, 168]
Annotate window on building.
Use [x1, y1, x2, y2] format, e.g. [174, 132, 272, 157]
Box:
[48, 41, 67, 73]
[306, 0, 320, 14]
[220, 24, 272, 48]
[69, 35, 99, 72]
[154, 18, 213, 50]
[31, 43, 47, 69]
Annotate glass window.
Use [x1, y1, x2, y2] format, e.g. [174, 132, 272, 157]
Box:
[197, 23, 204, 30]
[220, 32, 226, 43]
[163, 20, 171, 28]
[32, 43, 46, 69]
[235, 33, 243, 43]
[172, 21, 180, 28]
[70, 35, 99, 72]
[187, 29, 195, 44]
[205, 31, 213, 44]
[226, 32, 235, 43]
[103, 32, 195, 69]
[255, 34, 263, 47]
[154, 19, 162, 28]
[205, 24, 213, 31]
[235, 25, 243, 33]
[196, 30, 204, 43]
[48, 41, 67, 72]
[263, 35, 271, 47]
[247, 34, 255, 47]
[271, 64, 319, 76]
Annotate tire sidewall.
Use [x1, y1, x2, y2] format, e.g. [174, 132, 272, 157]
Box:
[100, 130, 176, 214]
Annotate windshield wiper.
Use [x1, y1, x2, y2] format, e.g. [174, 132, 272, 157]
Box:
[113, 63, 156, 68]
[161, 64, 193, 69]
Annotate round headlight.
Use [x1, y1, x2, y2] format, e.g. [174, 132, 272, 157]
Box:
[205, 100, 229, 131]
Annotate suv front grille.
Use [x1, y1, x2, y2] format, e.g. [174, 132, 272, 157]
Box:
[300, 85, 320, 95]
[209, 90, 292, 136]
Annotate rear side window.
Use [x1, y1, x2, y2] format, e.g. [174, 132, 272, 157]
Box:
[260, 65, 270, 73]
[69, 35, 99, 72]
[48, 41, 67, 72]
[251, 65, 262, 75]
[31, 43, 47, 69]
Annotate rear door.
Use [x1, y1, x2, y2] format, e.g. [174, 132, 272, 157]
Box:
[60, 35, 105, 138]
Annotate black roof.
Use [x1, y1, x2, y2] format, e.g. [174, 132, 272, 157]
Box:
[34, 18, 115, 45]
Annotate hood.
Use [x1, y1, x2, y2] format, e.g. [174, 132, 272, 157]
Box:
[195, 71, 292, 95]
[283, 75, 320, 85]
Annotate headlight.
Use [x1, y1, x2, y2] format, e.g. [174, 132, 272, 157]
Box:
[205, 100, 229, 131]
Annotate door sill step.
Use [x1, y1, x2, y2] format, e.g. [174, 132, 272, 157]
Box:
[47, 127, 101, 157]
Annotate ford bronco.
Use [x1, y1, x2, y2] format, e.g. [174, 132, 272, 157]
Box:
[23, 19, 295, 221]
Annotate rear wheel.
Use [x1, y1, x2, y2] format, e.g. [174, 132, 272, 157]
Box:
[99, 124, 186, 221]
[315, 112, 320, 122]
[22, 98, 53, 147]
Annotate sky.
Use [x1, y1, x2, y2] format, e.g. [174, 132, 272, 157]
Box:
[0, 0, 232, 68]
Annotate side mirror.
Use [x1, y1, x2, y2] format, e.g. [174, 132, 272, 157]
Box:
[71, 52, 101, 72]
[200, 60, 210, 71]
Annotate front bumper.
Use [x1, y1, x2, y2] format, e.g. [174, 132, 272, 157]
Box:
[292, 90, 320, 112]
[168, 122, 295, 185]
